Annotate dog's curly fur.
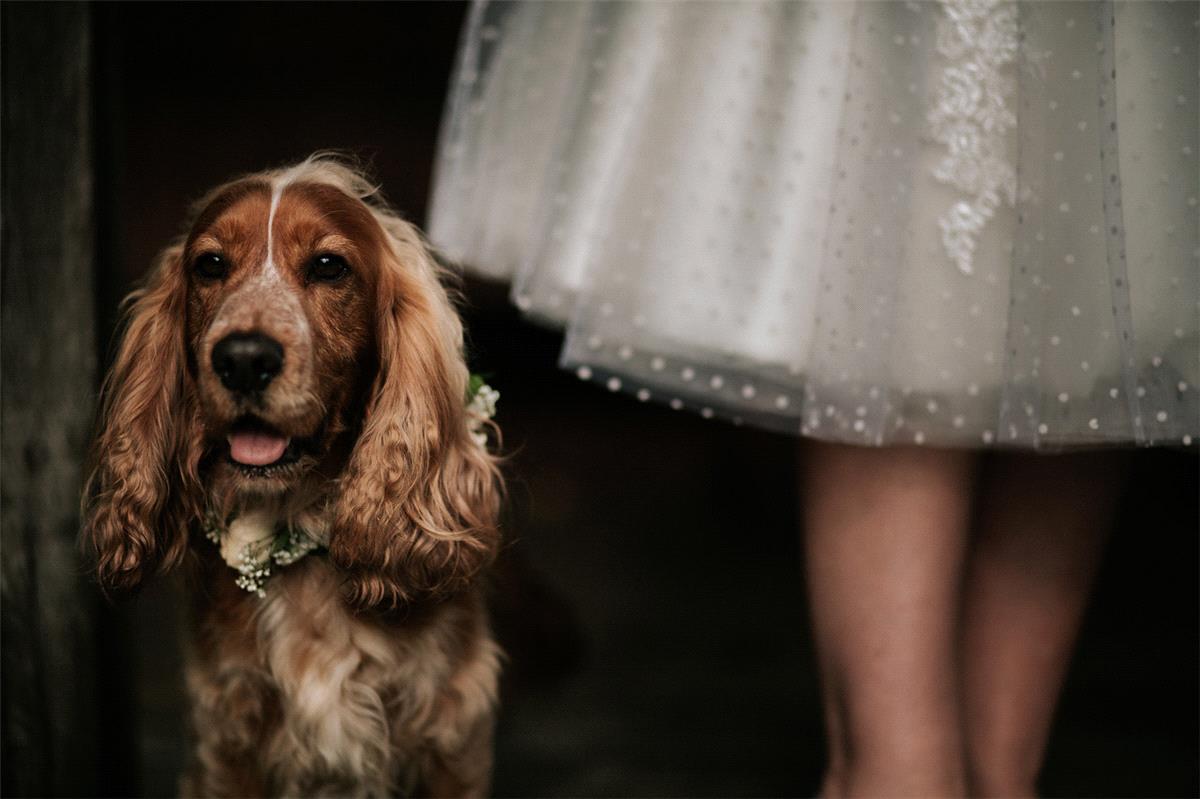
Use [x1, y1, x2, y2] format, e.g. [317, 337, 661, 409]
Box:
[82, 155, 502, 797]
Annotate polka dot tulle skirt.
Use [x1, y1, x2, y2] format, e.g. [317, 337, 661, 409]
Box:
[429, 1, 1198, 449]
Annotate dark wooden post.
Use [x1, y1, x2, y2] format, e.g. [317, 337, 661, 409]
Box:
[1, 3, 101, 795]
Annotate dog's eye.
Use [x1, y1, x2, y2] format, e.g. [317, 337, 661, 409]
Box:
[193, 253, 228, 280]
[307, 254, 350, 283]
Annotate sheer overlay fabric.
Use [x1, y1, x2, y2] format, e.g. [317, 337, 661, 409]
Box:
[430, 1, 1199, 448]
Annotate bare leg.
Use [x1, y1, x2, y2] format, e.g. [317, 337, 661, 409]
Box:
[801, 441, 976, 798]
[962, 452, 1125, 797]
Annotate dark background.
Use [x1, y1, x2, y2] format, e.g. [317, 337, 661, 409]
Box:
[3, 3, 1197, 796]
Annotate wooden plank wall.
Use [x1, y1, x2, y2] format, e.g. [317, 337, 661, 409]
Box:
[1, 3, 102, 795]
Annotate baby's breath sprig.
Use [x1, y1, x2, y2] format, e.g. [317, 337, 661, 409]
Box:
[466, 373, 499, 448]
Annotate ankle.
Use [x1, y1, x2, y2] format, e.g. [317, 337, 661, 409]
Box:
[819, 768, 844, 798]
[967, 764, 1038, 798]
[841, 755, 966, 798]
[967, 741, 1041, 797]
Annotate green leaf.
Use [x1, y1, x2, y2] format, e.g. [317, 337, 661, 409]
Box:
[467, 372, 486, 401]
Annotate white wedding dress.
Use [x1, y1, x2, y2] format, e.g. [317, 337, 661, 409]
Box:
[429, 0, 1198, 448]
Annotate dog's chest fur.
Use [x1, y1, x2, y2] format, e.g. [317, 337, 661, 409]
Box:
[187, 555, 499, 797]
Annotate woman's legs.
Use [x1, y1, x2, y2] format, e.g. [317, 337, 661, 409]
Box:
[801, 442, 977, 797]
[961, 452, 1125, 797]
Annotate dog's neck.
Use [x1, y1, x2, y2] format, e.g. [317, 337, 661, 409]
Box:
[203, 499, 333, 596]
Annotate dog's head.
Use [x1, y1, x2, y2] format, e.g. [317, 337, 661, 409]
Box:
[83, 156, 500, 609]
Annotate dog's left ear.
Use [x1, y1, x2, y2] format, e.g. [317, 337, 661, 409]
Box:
[329, 219, 501, 611]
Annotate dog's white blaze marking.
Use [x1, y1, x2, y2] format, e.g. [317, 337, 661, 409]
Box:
[263, 177, 289, 280]
[207, 170, 313, 381]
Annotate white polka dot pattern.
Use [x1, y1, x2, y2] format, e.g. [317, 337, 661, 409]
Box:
[430, 1, 1199, 449]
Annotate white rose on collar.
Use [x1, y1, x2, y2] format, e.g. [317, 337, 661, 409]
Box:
[219, 509, 276, 570]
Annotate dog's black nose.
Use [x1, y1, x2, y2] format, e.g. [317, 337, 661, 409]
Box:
[212, 333, 284, 394]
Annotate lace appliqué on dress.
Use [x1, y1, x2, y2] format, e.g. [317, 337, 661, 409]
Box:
[930, 0, 1018, 275]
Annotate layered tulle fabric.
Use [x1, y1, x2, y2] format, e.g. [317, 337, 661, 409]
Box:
[430, 0, 1198, 448]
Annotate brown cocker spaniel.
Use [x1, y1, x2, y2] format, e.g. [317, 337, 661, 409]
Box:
[83, 155, 502, 798]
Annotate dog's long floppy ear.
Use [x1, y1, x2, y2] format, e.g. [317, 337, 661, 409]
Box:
[83, 244, 201, 593]
[330, 219, 501, 611]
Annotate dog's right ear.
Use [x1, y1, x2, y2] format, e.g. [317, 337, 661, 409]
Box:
[83, 244, 200, 594]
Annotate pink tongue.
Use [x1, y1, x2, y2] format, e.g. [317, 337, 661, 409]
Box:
[228, 430, 289, 466]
